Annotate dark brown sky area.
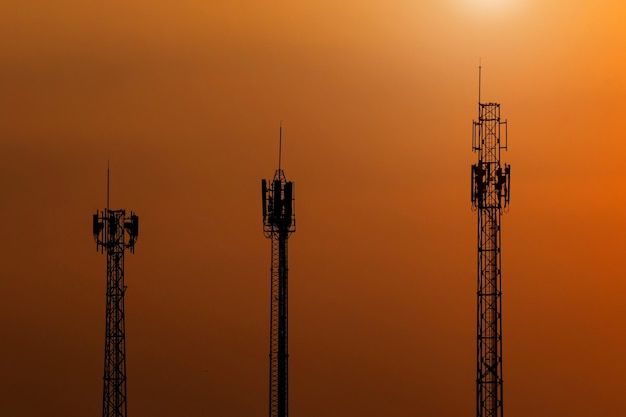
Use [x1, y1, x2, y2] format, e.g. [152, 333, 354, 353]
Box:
[1, 1, 626, 416]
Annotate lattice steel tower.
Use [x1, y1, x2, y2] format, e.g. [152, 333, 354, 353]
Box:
[471, 68, 510, 417]
[261, 126, 296, 417]
[93, 171, 139, 417]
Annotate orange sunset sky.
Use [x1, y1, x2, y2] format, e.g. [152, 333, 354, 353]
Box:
[1, 1, 626, 416]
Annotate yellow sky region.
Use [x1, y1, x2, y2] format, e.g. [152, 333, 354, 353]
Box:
[1, 1, 626, 417]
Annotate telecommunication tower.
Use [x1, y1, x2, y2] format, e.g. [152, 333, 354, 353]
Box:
[261, 125, 296, 417]
[471, 67, 511, 417]
[93, 169, 139, 417]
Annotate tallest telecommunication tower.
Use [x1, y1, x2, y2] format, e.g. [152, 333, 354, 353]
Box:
[93, 168, 139, 417]
[262, 125, 296, 417]
[471, 67, 511, 417]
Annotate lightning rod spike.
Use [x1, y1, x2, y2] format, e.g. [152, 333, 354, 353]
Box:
[278, 121, 282, 171]
[478, 58, 482, 105]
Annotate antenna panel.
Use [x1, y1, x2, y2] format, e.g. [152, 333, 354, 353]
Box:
[284, 182, 293, 226]
[125, 214, 139, 237]
[93, 213, 101, 237]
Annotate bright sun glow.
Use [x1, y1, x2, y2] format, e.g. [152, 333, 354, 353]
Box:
[471, 0, 513, 5]
[460, 0, 522, 17]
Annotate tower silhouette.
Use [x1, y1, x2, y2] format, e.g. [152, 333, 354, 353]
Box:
[471, 68, 511, 417]
[93, 170, 139, 417]
[261, 126, 296, 417]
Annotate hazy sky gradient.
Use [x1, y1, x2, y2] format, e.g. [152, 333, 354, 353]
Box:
[1, 1, 625, 416]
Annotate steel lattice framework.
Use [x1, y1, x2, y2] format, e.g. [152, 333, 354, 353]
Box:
[262, 166, 295, 417]
[93, 208, 139, 417]
[471, 100, 510, 417]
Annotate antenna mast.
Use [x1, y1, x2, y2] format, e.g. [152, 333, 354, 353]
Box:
[261, 126, 296, 417]
[471, 67, 511, 417]
[478, 61, 482, 104]
[107, 161, 110, 211]
[278, 122, 283, 171]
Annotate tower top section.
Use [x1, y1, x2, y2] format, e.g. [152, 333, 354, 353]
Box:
[470, 68, 511, 212]
[262, 125, 296, 236]
[93, 167, 139, 253]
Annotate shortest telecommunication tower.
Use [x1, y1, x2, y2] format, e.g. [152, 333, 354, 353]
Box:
[261, 125, 296, 417]
[93, 169, 139, 417]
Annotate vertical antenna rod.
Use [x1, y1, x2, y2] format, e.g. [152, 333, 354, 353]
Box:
[471, 67, 511, 417]
[107, 161, 110, 211]
[278, 121, 283, 171]
[262, 126, 296, 417]
[93, 171, 140, 417]
[478, 60, 482, 105]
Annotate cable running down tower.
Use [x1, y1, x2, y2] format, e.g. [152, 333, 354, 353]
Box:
[262, 126, 296, 417]
[93, 168, 139, 417]
[471, 68, 511, 417]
